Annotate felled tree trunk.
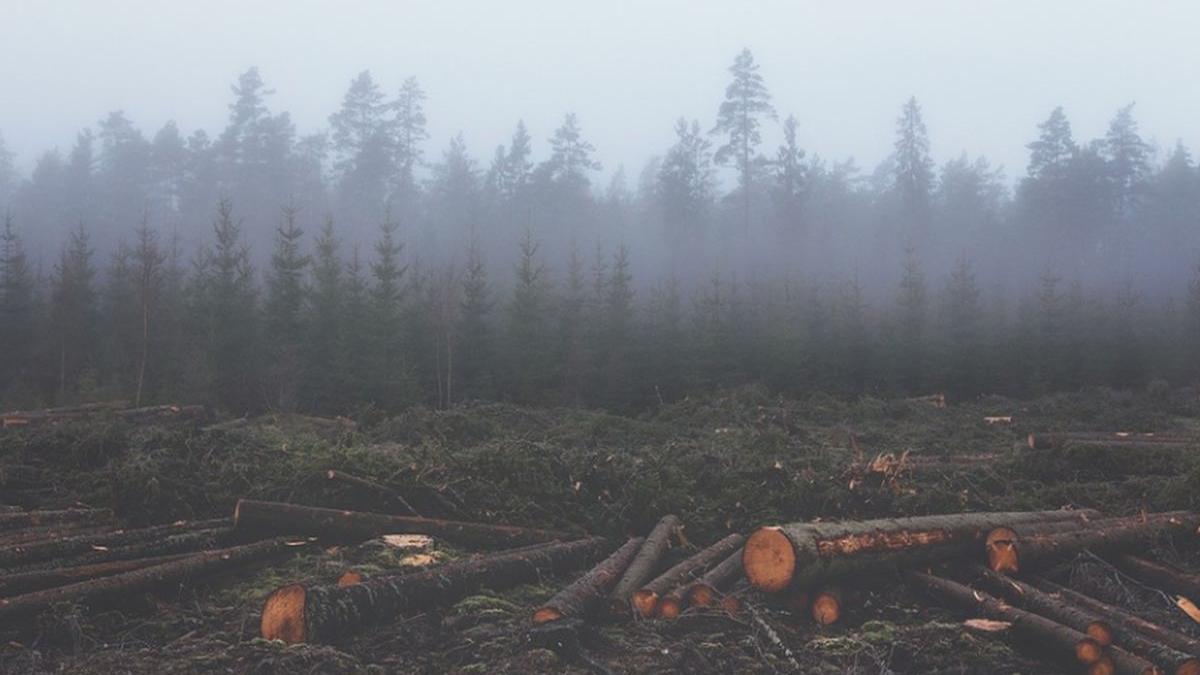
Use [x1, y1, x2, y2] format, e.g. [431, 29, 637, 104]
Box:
[744, 509, 1100, 593]
[261, 536, 608, 644]
[607, 515, 682, 617]
[324, 470, 420, 516]
[986, 513, 1200, 575]
[1110, 555, 1200, 600]
[234, 499, 567, 549]
[0, 538, 303, 621]
[971, 565, 1114, 646]
[0, 508, 113, 533]
[1028, 432, 1196, 450]
[13, 527, 237, 572]
[685, 548, 743, 609]
[0, 518, 229, 568]
[1033, 578, 1200, 672]
[0, 552, 196, 596]
[533, 536, 644, 623]
[907, 570, 1105, 666]
[115, 404, 205, 423]
[633, 533, 744, 618]
[0, 523, 115, 548]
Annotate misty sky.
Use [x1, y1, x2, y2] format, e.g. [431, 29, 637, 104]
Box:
[3, 1, 1198, 185]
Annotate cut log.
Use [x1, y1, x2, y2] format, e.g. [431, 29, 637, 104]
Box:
[986, 513, 1190, 574]
[0, 523, 116, 548]
[1110, 555, 1200, 600]
[261, 536, 609, 644]
[1087, 648, 1168, 675]
[987, 513, 1200, 575]
[745, 509, 1101, 593]
[631, 533, 744, 619]
[336, 570, 365, 587]
[811, 585, 842, 626]
[0, 508, 113, 533]
[607, 515, 682, 617]
[324, 470, 420, 516]
[114, 404, 205, 422]
[1033, 578, 1200, 673]
[906, 570, 1104, 666]
[233, 499, 567, 549]
[686, 548, 743, 608]
[0, 537, 304, 622]
[0, 518, 229, 568]
[0, 552, 195, 596]
[1028, 432, 1196, 450]
[12, 526, 237, 572]
[533, 536, 644, 624]
[971, 565, 1114, 646]
[720, 579, 751, 617]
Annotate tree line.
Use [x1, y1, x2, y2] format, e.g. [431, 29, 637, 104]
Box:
[0, 49, 1198, 413]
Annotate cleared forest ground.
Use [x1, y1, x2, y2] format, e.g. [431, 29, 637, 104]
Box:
[3, 384, 1200, 673]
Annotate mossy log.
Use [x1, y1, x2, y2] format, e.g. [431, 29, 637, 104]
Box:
[607, 515, 682, 617]
[0, 508, 113, 533]
[0, 518, 229, 568]
[987, 513, 1200, 575]
[324, 470, 420, 516]
[261, 536, 608, 644]
[633, 533, 744, 618]
[744, 509, 1100, 593]
[0, 537, 303, 622]
[1110, 555, 1200, 600]
[233, 499, 567, 549]
[1028, 432, 1196, 450]
[1033, 578, 1200, 673]
[907, 570, 1105, 666]
[685, 547, 743, 609]
[0, 552, 196, 596]
[533, 536, 644, 623]
[971, 564, 1114, 646]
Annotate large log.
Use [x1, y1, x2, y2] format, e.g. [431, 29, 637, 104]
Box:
[744, 509, 1101, 593]
[686, 547, 744, 609]
[0, 508, 113, 533]
[1110, 555, 1200, 600]
[986, 514, 1191, 573]
[233, 499, 567, 549]
[1033, 578, 1200, 672]
[987, 513, 1200, 575]
[633, 533, 744, 618]
[606, 515, 682, 617]
[11, 526, 238, 572]
[0, 552, 196, 596]
[971, 565, 1115, 646]
[261, 536, 609, 644]
[907, 570, 1105, 666]
[0, 518, 229, 568]
[324, 470, 420, 516]
[1028, 432, 1197, 450]
[533, 536, 644, 623]
[0, 538, 303, 622]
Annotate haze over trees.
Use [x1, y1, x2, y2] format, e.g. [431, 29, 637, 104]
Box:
[1, 49, 1199, 414]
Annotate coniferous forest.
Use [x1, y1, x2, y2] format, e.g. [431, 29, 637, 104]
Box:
[2, 50, 1200, 416]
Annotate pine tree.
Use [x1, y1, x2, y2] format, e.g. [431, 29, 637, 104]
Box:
[304, 216, 344, 410]
[598, 244, 636, 408]
[132, 220, 166, 404]
[893, 97, 934, 231]
[0, 214, 35, 402]
[330, 71, 395, 228]
[265, 205, 310, 410]
[456, 237, 493, 401]
[393, 77, 429, 207]
[1104, 103, 1150, 220]
[772, 115, 806, 237]
[507, 228, 552, 403]
[712, 48, 776, 233]
[657, 118, 714, 242]
[368, 211, 413, 408]
[49, 225, 98, 401]
[895, 244, 928, 392]
[197, 199, 259, 412]
[941, 259, 982, 395]
[546, 113, 601, 195]
[1027, 107, 1075, 179]
[0, 132, 15, 212]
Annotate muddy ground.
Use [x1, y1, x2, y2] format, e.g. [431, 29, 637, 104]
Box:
[3, 384, 1200, 674]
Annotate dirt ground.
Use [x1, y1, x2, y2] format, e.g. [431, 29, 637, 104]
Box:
[3, 384, 1200, 674]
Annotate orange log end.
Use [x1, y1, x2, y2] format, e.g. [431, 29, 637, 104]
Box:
[743, 527, 795, 593]
[688, 583, 716, 608]
[811, 591, 841, 626]
[1085, 620, 1113, 647]
[1176, 659, 1200, 675]
[1076, 637, 1103, 665]
[532, 606, 563, 624]
[261, 583, 307, 644]
[657, 597, 682, 619]
[336, 570, 364, 587]
[631, 589, 659, 619]
[986, 527, 1019, 574]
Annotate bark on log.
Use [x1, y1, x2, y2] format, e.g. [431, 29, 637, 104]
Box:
[261, 536, 609, 644]
[720, 579, 751, 617]
[11, 527, 237, 572]
[811, 585, 842, 626]
[632, 533, 744, 618]
[686, 548, 744, 609]
[0, 506, 22, 514]
[987, 513, 1200, 575]
[1110, 555, 1200, 600]
[0, 508, 113, 533]
[115, 404, 205, 422]
[0, 523, 116, 548]
[907, 570, 1105, 666]
[0, 537, 303, 622]
[1033, 578, 1200, 673]
[234, 499, 568, 549]
[324, 470, 420, 517]
[971, 564, 1114, 646]
[1087, 648, 1169, 675]
[744, 509, 1101, 593]
[533, 536, 644, 624]
[0, 518, 229, 568]
[607, 515, 682, 617]
[1028, 432, 1196, 450]
[986, 514, 1190, 574]
[0, 552, 195, 596]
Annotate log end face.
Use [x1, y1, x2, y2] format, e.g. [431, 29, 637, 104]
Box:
[1085, 620, 1113, 647]
[687, 584, 715, 608]
[1176, 660, 1200, 675]
[743, 527, 795, 593]
[657, 597, 681, 619]
[720, 594, 741, 616]
[985, 527, 1019, 575]
[232, 499, 245, 528]
[261, 583, 307, 644]
[336, 570, 363, 587]
[811, 592, 840, 626]
[1087, 657, 1115, 675]
[632, 590, 658, 619]
[532, 607, 562, 624]
[1075, 637, 1103, 665]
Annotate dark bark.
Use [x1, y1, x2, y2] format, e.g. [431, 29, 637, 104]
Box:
[0, 552, 195, 596]
[0, 523, 116, 548]
[533, 536, 644, 623]
[234, 499, 569, 549]
[971, 564, 1114, 646]
[324, 470, 420, 516]
[0, 518, 229, 568]
[685, 547, 743, 609]
[0, 508, 113, 533]
[1110, 554, 1200, 600]
[261, 536, 609, 644]
[607, 515, 682, 617]
[986, 513, 1189, 574]
[990, 513, 1200, 575]
[11, 527, 237, 572]
[632, 533, 744, 618]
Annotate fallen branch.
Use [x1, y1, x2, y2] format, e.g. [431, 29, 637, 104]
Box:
[15, 526, 238, 572]
[607, 515, 682, 617]
[634, 533, 744, 618]
[324, 470, 420, 516]
[533, 536, 644, 623]
[0, 552, 195, 596]
[261, 536, 609, 644]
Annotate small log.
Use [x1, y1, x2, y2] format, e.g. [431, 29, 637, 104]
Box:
[686, 547, 743, 609]
[1087, 649, 1169, 675]
[1033, 578, 1200, 673]
[260, 536, 609, 644]
[811, 585, 842, 626]
[607, 515, 682, 617]
[633, 533, 744, 618]
[1028, 432, 1196, 450]
[720, 579, 752, 617]
[986, 514, 1189, 574]
[233, 499, 567, 549]
[971, 565, 1114, 646]
[907, 570, 1104, 666]
[1110, 555, 1200, 600]
[0, 508, 113, 533]
[0, 523, 116, 548]
[533, 536, 644, 624]
[0, 552, 195, 596]
[987, 513, 1200, 575]
[744, 509, 1101, 593]
[0, 537, 304, 622]
[0, 518, 229, 568]
[16, 526, 237, 572]
[324, 470, 420, 516]
[114, 404, 205, 422]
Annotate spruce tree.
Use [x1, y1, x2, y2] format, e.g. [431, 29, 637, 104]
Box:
[772, 115, 806, 237]
[893, 97, 934, 232]
[368, 211, 413, 409]
[0, 214, 35, 402]
[598, 245, 635, 408]
[304, 216, 343, 410]
[895, 244, 928, 392]
[657, 118, 714, 242]
[1104, 103, 1150, 220]
[198, 199, 259, 412]
[507, 228, 552, 403]
[712, 48, 775, 233]
[265, 205, 310, 410]
[941, 259, 981, 395]
[456, 237, 493, 401]
[49, 225, 99, 401]
[132, 221, 166, 404]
